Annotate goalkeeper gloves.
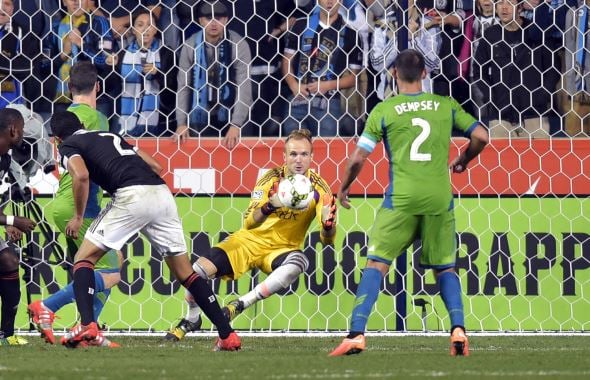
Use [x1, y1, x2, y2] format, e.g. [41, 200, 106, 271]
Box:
[321, 193, 337, 231]
[261, 181, 283, 215]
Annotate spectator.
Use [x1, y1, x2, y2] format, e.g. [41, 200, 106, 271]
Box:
[563, 0, 590, 137]
[473, 0, 560, 138]
[0, 0, 37, 109]
[427, 0, 469, 107]
[98, 0, 160, 44]
[46, 0, 117, 130]
[408, 0, 442, 93]
[175, 1, 252, 149]
[469, 0, 498, 121]
[229, 0, 297, 137]
[117, 8, 175, 137]
[282, 0, 362, 137]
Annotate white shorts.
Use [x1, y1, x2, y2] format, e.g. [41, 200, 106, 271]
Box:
[85, 184, 187, 256]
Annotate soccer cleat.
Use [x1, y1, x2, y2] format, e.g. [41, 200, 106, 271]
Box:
[0, 335, 29, 346]
[88, 332, 120, 348]
[212, 331, 241, 352]
[328, 335, 366, 356]
[222, 299, 245, 322]
[28, 300, 56, 344]
[60, 322, 99, 349]
[450, 326, 469, 356]
[164, 317, 202, 342]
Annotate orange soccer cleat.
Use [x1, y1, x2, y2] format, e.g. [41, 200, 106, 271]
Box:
[213, 331, 241, 352]
[450, 326, 469, 356]
[28, 300, 56, 344]
[60, 322, 99, 349]
[328, 335, 366, 357]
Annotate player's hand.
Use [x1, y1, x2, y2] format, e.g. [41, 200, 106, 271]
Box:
[65, 217, 83, 240]
[13, 217, 36, 233]
[450, 153, 468, 173]
[268, 180, 283, 209]
[260, 181, 283, 216]
[337, 188, 351, 209]
[5, 226, 23, 242]
[321, 193, 337, 230]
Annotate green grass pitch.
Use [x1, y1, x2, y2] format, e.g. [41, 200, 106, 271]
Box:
[1, 336, 589, 379]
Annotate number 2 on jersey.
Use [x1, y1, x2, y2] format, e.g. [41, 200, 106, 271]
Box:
[410, 118, 432, 161]
[99, 133, 136, 156]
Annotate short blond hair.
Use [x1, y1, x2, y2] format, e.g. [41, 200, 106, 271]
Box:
[285, 129, 313, 152]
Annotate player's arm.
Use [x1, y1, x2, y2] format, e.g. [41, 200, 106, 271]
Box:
[66, 155, 90, 239]
[244, 179, 283, 229]
[338, 146, 371, 209]
[0, 196, 36, 240]
[136, 149, 163, 175]
[450, 124, 489, 173]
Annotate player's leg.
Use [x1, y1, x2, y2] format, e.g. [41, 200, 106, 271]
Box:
[0, 244, 27, 345]
[330, 208, 418, 356]
[164, 247, 235, 342]
[224, 249, 309, 321]
[421, 211, 468, 356]
[164, 254, 240, 351]
[145, 185, 239, 350]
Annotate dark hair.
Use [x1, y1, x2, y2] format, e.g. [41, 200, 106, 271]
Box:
[285, 129, 313, 152]
[69, 61, 98, 95]
[50, 111, 83, 140]
[394, 49, 425, 83]
[132, 6, 158, 26]
[0, 108, 24, 133]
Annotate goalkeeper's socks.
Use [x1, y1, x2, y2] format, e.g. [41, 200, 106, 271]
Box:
[73, 260, 97, 325]
[45, 271, 106, 313]
[438, 271, 465, 329]
[350, 267, 383, 333]
[0, 270, 20, 337]
[182, 272, 233, 339]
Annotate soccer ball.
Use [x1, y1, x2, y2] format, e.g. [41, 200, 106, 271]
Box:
[277, 174, 315, 210]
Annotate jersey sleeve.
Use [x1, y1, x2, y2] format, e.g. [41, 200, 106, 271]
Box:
[357, 104, 384, 153]
[58, 140, 82, 169]
[243, 169, 280, 229]
[450, 97, 479, 137]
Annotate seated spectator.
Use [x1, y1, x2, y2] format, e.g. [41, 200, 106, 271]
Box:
[563, 1, 590, 137]
[47, 0, 118, 130]
[117, 9, 175, 137]
[0, 0, 37, 109]
[473, 0, 560, 139]
[175, 1, 252, 149]
[282, 0, 362, 137]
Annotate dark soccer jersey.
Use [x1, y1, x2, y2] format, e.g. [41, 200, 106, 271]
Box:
[58, 130, 164, 195]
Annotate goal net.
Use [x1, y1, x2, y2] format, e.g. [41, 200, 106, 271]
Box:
[5, 1, 589, 333]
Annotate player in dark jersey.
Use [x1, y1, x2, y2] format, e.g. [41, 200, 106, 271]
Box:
[0, 108, 36, 345]
[330, 49, 489, 357]
[50, 111, 240, 351]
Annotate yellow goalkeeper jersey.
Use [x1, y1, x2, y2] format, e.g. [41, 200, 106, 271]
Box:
[216, 166, 333, 278]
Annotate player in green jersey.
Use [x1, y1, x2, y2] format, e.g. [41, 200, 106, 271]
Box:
[329, 49, 489, 357]
[28, 61, 120, 347]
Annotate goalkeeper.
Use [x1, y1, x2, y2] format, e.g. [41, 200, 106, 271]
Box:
[27, 62, 120, 347]
[165, 129, 337, 341]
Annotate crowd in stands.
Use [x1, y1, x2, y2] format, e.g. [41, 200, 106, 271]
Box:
[0, 0, 589, 141]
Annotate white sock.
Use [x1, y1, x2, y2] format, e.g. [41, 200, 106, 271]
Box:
[184, 289, 201, 323]
[240, 263, 302, 308]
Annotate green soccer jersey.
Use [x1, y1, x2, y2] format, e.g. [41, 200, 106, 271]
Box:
[55, 103, 108, 212]
[51, 103, 117, 271]
[358, 92, 478, 214]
